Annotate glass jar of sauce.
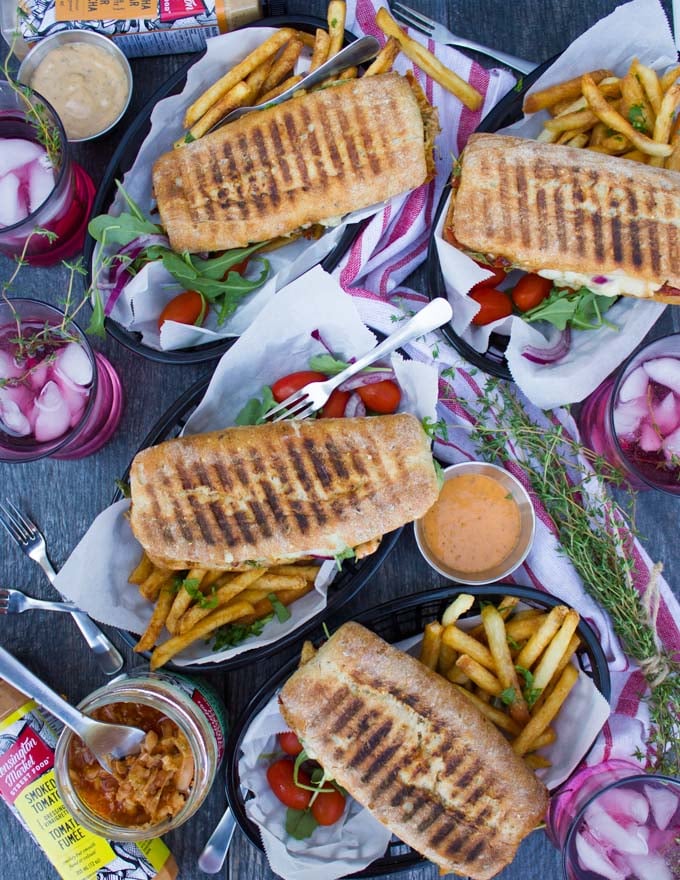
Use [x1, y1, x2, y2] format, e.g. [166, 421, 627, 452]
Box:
[54, 671, 227, 841]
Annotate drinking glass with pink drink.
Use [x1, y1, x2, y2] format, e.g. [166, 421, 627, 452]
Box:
[0, 80, 94, 266]
[0, 298, 122, 461]
[577, 334, 680, 494]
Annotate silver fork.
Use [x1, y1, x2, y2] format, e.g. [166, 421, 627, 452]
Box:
[0, 501, 124, 676]
[0, 588, 81, 615]
[264, 297, 453, 422]
[390, 2, 536, 74]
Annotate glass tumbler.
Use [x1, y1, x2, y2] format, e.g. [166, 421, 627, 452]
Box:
[0, 80, 95, 265]
[0, 298, 122, 462]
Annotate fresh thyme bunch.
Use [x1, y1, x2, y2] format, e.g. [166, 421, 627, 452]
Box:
[454, 376, 679, 777]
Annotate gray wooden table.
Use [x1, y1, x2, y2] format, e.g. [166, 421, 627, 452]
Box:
[0, 2, 678, 879]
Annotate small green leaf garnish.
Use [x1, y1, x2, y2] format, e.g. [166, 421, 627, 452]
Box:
[628, 103, 648, 133]
[182, 577, 218, 609]
[285, 807, 319, 839]
[333, 546, 356, 570]
[211, 613, 274, 651]
[433, 459, 445, 491]
[268, 592, 291, 623]
[235, 386, 276, 425]
[500, 687, 517, 705]
[421, 416, 449, 441]
[523, 286, 618, 332]
[114, 478, 131, 498]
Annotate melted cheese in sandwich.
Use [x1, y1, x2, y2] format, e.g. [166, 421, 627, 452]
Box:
[537, 269, 662, 299]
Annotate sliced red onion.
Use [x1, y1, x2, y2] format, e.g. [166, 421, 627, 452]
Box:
[344, 392, 366, 417]
[338, 369, 395, 392]
[102, 234, 170, 316]
[521, 327, 571, 364]
[592, 275, 609, 284]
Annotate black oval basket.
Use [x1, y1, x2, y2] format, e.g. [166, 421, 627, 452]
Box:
[84, 15, 363, 365]
[111, 373, 403, 671]
[426, 58, 554, 380]
[225, 583, 611, 876]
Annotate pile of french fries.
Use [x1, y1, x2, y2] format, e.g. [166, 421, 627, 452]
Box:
[129, 553, 319, 669]
[419, 594, 581, 770]
[175, 1, 482, 148]
[526, 59, 680, 169]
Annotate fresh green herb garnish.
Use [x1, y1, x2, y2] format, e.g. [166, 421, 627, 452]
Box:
[333, 546, 356, 570]
[114, 479, 131, 498]
[514, 76, 525, 93]
[182, 577, 217, 609]
[184, 132, 196, 143]
[235, 386, 276, 425]
[268, 592, 291, 623]
[515, 665, 542, 707]
[499, 687, 517, 706]
[433, 459, 445, 491]
[507, 634, 521, 651]
[422, 416, 449, 441]
[628, 103, 648, 133]
[308, 353, 387, 376]
[523, 286, 617, 331]
[211, 613, 274, 651]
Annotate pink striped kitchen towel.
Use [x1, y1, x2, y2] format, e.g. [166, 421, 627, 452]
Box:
[337, 0, 680, 775]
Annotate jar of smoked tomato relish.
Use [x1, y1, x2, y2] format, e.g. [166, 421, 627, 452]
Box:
[54, 671, 226, 841]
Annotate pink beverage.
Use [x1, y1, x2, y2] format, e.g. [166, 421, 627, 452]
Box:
[577, 334, 680, 494]
[0, 81, 95, 265]
[562, 775, 680, 880]
[0, 299, 123, 462]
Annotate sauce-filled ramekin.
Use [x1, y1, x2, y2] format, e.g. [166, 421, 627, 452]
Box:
[54, 671, 226, 841]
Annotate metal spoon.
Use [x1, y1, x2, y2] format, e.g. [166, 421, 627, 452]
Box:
[208, 35, 382, 133]
[0, 644, 145, 773]
[197, 800, 238, 874]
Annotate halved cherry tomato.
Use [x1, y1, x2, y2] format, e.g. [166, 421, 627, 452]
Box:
[469, 288, 513, 325]
[311, 788, 347, 826]
[321, 388, 350, 418]
[158, 290, 205, 330]
[511, 274, 552, 311]
[271, 371, 328, 403]
[471, 261, 507, 290]
[277, 730, 304, 756]
[223, 257, 250, 278]
[356, 379, 401, 414]
[266, 759, 312, 810]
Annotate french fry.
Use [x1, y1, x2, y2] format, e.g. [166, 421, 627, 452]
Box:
[505, 614, 545, 642]
[134, 586, 176, 653]
[455, 654, 503, 696]
[582, 74, 672, 157]
[512, 664, 579, 755]
[622, 149, 649, 163]
[560, 131, 590, 148]
[531, 635, 581, 713]
[452, 684, 522, 735]
[246, 55, 276, 102]
[652, 80, 680, 146]
[441, 593, 475, 626]
[375, 7, 482, 111]
[139, 567, 174, 602]
[524, 754, 552, 770]
[309, 27, 331, 72]
[666, 113, 680, 170]
[150, 600, 255, 670]
[184, 28, 295, 127]
[631, 58, 663, 115]
[442, 624, 495, 670]
[482, 605, 530, 724]
[544, 108, 598, 133]
[235, 588, 270, 604]
[536, 127, 559, 143]
[365, 37, 400, 76]
[468, 595, 518, 638]
[589, 121, 609, 146]
[515, 605, 568, 670]
[299, 640, 316, 665]
[178, 80, 252, 146]
[600, 132, 631, 154]
[129, 552, 154, 585]
[445, 665, 471, 686]
[661, 65, 680, 93]
[529, 727, 557, 750]
[269, 565, 320, 580]
[621, 71, 655, 134]
[261, 38, 304, 95]
[255, 574, 306, 592]
[523, 68, 612, 114]
[258, 74, 304, 104]
[177, 569, 266, 634]
[437, 642, 458, 675]
[532, 610, 580, 693]
[326, 0, 346, 58]
[293, 30, 316, 49]
[420, 621, 443, 669]
[165, 568, 208, 634]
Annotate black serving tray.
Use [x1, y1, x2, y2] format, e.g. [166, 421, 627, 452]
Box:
[226, 583, 611, 875]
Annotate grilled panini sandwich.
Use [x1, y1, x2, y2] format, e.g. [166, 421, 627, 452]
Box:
[446, 132, 680, 303]
[129, 414, 438, 570]
[152, 72, 438, 253]
[279, 622, 548, 880]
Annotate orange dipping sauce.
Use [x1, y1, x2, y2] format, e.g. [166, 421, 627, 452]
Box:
[422, 472, 521, 574]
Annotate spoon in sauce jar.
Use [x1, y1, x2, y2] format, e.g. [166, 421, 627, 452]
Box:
[0, 644, 144, 773]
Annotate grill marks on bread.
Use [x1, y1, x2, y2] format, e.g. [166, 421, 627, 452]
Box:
[129, 415, 438, 569]
[453, 133, 680, 288]
[152, 73, 429, 253]
[279, 623, 548, 880]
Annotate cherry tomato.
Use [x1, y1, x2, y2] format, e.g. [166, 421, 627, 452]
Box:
[311, 788, 347, 826]
[321, 388, 350, 418]
[224, 257, 250, 277]
[356, 379, 401, 414]
[471, 261, 507, 290]
[158, 290, 205, 330]
[511, 274, 553, 312]
[277, 730, 303, 756]
[266, 759, 312, 810]
[469, 288, 513, 326]
[271, 371, 328, 403]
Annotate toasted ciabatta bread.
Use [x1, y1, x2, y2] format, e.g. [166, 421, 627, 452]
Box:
[279, 622, 548, 880]
[447, 133, 680, 303]
[153, 72, 437, 253]
[129, 414, 438, 570]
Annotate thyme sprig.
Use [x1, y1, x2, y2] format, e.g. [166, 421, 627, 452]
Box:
[455, 378, 679, 776]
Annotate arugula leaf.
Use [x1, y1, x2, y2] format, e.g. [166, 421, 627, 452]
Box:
[421, 416, 448, 441]
[235, 386, 276, 425]
[268, 592, 291, 623]
[308, 353, 351, 374]
[182, 576, 218, 609]
[88, 211, 162, 247]
[333, 546, 356, 570]
[523, 286, 617, 332]
[193, 242, 267, 280]
[433, 459, 445, 491]
[285, 808, 318, 840]
[86, 288, 106, 338]
[114, 478, 131, 499]
[211, 613, 274, 651]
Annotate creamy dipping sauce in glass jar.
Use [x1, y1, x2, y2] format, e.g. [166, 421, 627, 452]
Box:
[29, 42, 129, 140]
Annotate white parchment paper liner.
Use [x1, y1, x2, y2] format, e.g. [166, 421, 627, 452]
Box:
[433, 0, 674, 409]
[98, 28, 401, 352]
[237, 622, 610, 880]
[54, 267, 438, 666]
